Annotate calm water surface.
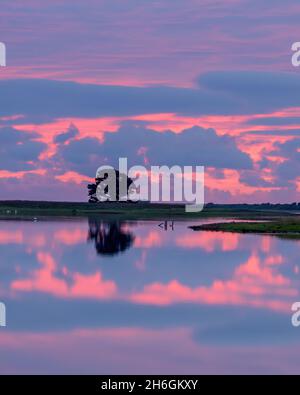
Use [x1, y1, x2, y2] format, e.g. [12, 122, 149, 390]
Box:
[0, 217, 299, 374]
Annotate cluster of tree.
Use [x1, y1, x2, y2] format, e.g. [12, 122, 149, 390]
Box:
[88, 169, 135, 202]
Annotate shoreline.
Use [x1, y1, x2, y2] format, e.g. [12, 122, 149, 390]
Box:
[189, 220, 300, 238]
[0, 200, 299, 221]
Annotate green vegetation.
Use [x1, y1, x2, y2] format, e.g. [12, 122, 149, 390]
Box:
[0, 201, 299, 221]
[189, 219, 300, 237]
[0, 200, 187, 220]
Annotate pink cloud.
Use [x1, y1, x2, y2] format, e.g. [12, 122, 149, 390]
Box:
[134, 231, 162, 248]
[176, 231, 239, 252]
[130, 253, 297, 311]
[11, 252, 117, 300]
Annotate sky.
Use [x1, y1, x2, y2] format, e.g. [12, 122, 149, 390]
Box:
[0, 0, 300, 202]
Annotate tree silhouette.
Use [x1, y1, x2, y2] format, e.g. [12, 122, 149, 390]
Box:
[87, 219, 135, 256]
[88, 168, 135, 202]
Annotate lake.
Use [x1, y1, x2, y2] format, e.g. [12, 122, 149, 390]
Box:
[0, 217, 299, 374]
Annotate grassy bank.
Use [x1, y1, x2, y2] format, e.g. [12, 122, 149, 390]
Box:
[0, 200, 299, 221]
[189, 219, 300, 237]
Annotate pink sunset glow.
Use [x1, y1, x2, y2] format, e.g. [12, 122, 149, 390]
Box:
[0, 1, 300, 202]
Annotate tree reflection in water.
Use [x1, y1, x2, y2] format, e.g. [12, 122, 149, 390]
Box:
[88, 219, 135, 256]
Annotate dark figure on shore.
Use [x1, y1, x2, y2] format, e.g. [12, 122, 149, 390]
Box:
[87, 219, 135, 256]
